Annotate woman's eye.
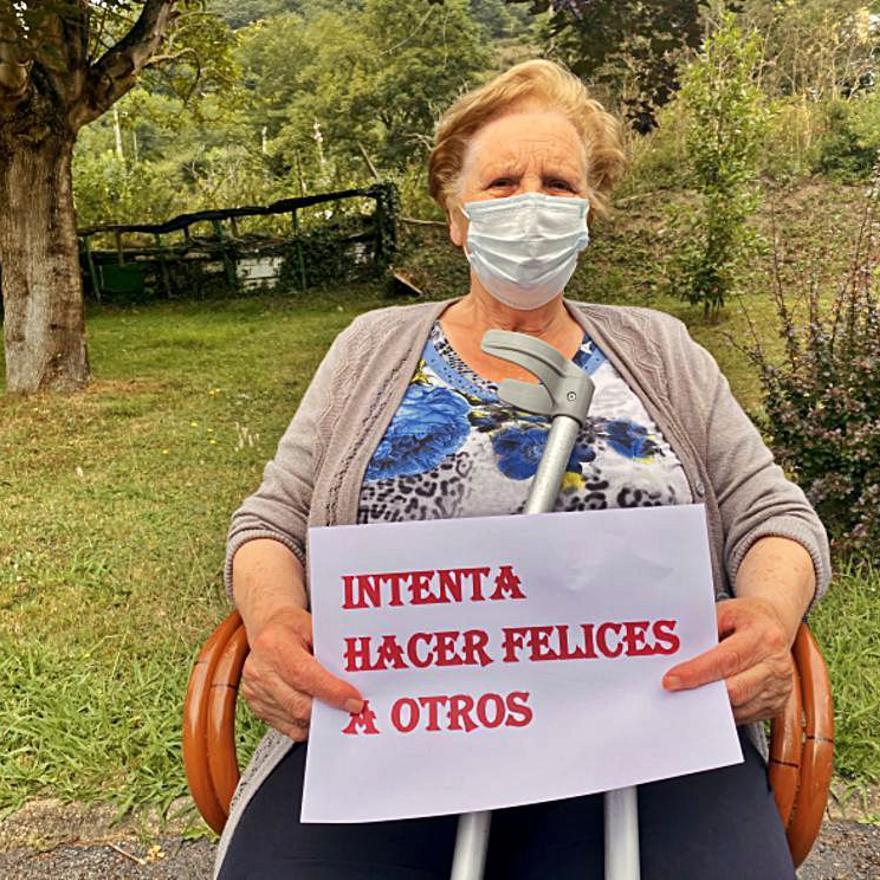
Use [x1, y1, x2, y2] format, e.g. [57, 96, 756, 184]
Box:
[487, 178, 573, 190]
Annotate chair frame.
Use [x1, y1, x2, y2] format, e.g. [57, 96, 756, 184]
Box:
[183, 613, 833, 867]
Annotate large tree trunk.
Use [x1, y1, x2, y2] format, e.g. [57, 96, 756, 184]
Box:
[0, 0, 179, 394]
[0, 130, 90, 393]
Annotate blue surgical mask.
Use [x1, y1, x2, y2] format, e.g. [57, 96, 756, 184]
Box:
[461, 191, 590, 310]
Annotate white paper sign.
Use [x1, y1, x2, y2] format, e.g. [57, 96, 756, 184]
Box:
[302, 504, 742, 823]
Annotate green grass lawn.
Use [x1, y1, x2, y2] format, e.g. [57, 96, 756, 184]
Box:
[0, 287, 390, 820]
[2, 177, 878, 827]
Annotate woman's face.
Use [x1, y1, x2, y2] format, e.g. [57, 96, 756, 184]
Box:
[448, 103, 589, 251]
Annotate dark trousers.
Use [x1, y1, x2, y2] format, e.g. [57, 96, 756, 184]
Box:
[218, 727, 796, 879]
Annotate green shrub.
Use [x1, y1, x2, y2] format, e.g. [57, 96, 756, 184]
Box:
[810, 95, 880, 182]
[392, 158, 444, 220]
[746, 166, 880, 562]
[664, 10, 770, 318]
[72, 151, 181, 229]
[618, 98, 693, 199]
[760, 95, 823, 183]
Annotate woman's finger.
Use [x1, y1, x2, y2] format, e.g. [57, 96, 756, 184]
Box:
[662, 625, 762, 691]
[286, 650, 365, 714]
[725, 658, 792, 714]
[278, 686, 313, 725]
[662, 596, 791, 692]
[731, 681, 794, 725]
[257, 708, 312, 742]
[242, 670, 314, 725]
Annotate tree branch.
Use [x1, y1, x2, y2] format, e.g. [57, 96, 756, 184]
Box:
[145, 44, 201, 104]
[0, 2, 31, 106]
[71, 0, 178, 130]
[143, 44, 196, 68]
[87, 2, 138, 65]
[26, 2, 90, 109]
[57, 1, 90, 101]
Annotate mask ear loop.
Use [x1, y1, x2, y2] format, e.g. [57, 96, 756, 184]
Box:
[458, 201, 474, 262]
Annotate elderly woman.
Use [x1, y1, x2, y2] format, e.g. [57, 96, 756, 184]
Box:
[214, 59, 829, 879]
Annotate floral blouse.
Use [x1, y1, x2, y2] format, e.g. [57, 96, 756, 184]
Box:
[356, 321, 692, 523]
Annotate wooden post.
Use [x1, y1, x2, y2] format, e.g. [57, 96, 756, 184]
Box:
[81, 234, 101, 303]
[373, 192, 384, 264]
[154, 232, 173, 298]
[212, 219, 238, 290]
[294, 151, 306, 197]
[291, 208, 307, 292]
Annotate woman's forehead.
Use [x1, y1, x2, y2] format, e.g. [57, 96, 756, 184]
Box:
[464, 112, 586, 179]
[466, 140, 586, 181]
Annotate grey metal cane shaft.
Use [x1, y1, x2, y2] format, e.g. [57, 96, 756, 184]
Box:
[450, 417, 578, 880]
[605, 787, 640, 880]
[523, 416, 581, 515]
[450, 329, 597, 880]
[450, 811, 492, 880]
[450, 415, 580, 880]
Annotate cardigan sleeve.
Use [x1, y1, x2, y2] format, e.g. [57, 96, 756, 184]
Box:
[670, 320, 831, 610]
[222, 318, 360, 603]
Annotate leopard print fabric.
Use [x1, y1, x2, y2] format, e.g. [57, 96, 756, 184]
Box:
[356, 321, 692, 524]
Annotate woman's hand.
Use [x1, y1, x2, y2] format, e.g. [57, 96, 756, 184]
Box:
[661, 596, 794, 724]
[662, 536, 816, 725]
[240, 606, 365, 742]
[231, 539, 365, 741]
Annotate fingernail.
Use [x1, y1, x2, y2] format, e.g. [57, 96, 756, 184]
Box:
[344, 698, 364, 714]
[663, 675, 681, 690]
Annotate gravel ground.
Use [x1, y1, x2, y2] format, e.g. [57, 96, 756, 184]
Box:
[799, 821, 880, 880]
[0, 820, 877, 880]
[0, 837, 215, 880]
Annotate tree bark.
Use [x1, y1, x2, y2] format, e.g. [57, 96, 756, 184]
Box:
[0, 128, 90, 393]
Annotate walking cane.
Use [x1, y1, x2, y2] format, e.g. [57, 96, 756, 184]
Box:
[449, 330, 640, 880]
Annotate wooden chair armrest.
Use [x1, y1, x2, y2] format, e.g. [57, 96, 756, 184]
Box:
[771, 623, 835, 867]
[183, 610, 249, 834]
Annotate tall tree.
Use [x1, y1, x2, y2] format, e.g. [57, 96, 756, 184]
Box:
[739, 0, 880, 100]
[511, 0, 713, 132]
[210, 0, 304, 30]
[266, 0, 491, 182]
[0, 1, 220, 393]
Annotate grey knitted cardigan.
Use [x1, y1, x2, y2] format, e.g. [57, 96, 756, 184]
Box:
[213, 296, 831, 876]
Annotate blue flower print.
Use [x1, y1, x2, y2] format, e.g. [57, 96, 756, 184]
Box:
[572, 340, 606, 374]
[572, 346, 593, 371]
[603, 419, 660, 460]
[469, 402, 547, 433]
[492, 426, 548, 479]
[570, 437, 597, 469]
[493, 425, 596, 480]
[365, 383, 471, 480]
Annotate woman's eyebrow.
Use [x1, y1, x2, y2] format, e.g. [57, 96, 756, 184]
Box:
[484, 167, 580, 181]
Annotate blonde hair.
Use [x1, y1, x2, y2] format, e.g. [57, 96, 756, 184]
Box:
[428, 59, 627, 220]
